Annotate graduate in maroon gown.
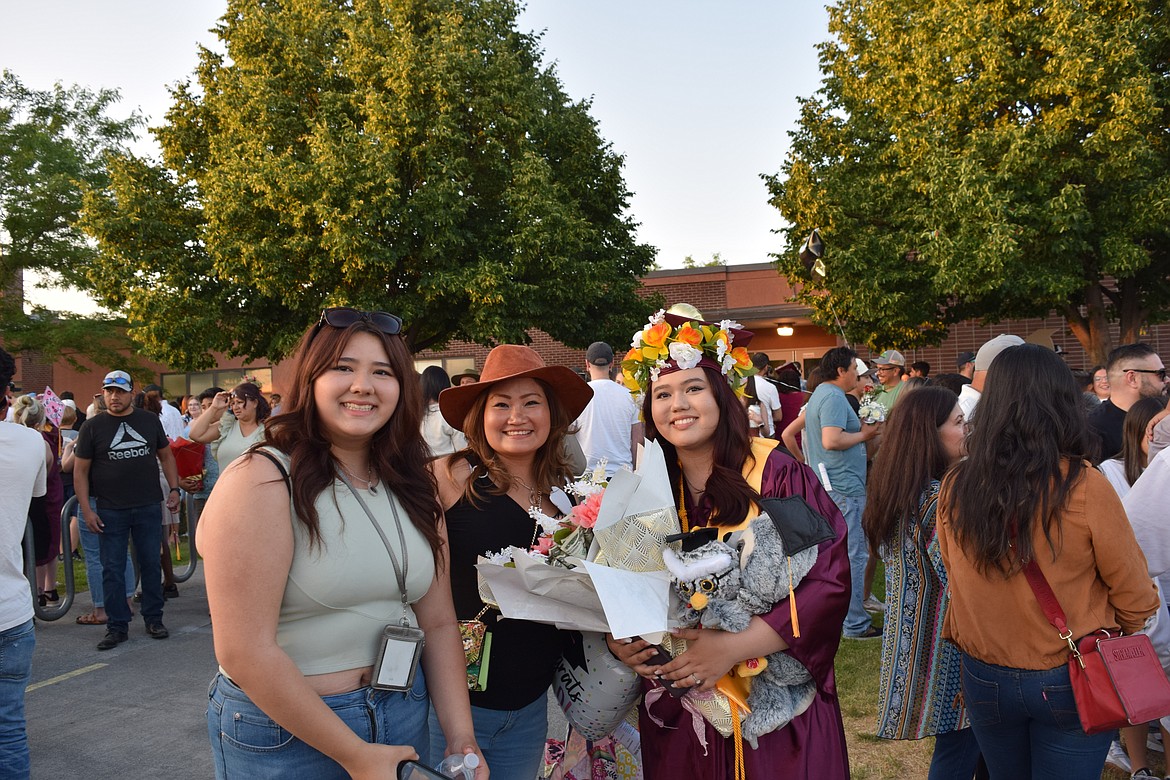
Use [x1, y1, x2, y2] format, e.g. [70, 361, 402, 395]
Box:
[609, 307, 851, 779]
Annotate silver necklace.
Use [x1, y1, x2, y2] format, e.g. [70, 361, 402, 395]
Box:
[336, 459, 378, 495]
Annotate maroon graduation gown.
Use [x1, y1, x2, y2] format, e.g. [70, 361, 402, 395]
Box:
[638, 447, 852, 779]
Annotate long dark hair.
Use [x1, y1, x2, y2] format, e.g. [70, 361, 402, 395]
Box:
[642, 365, 757, 527]
[1119, 396, 1168, 486]
[420, 365, 451, 406]
[261, 322, 442, 560]
[448, 377, 576, 505]
[941, 344, 1091, 575]
[863, 387, 958, 551]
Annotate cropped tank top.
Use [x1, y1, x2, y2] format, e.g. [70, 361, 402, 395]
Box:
[446, 470, 565, 711]
[255, 448, 435, 676]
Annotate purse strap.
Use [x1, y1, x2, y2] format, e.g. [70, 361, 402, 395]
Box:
[1021, 559, 1081, 658]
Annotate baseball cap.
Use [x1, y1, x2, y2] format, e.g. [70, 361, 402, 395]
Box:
[974, 334, 1025, 372]
[874, 349, 905, 367]
[956, 351, 976, 369]
[102, 370, 133, 392]
[854, 358, 875, 378]
[586, 342, 614, 366]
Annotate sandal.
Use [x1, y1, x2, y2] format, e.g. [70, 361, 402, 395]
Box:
[75, 613, 106, 625]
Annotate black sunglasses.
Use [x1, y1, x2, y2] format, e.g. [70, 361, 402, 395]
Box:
[1126, 367, 1168, 381]
[315, 307, 403, 336]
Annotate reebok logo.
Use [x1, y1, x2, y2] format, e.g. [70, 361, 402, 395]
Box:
[108, 422, 151, 460]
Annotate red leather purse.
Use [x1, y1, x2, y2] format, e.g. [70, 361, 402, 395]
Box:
[1023, 560, 1170, 735]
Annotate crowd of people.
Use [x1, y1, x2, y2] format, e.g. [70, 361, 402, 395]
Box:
[1, 305, 1169, 780]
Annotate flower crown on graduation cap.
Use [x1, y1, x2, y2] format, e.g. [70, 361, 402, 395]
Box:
[621, 305, 755, 404]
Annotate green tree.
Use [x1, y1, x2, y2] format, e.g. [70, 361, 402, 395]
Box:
[81, 0, 656, 369]
[766, 0, 1170, 364]
[0, 71, 142, 368]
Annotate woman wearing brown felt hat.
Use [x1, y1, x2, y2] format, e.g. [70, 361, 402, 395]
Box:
[430, 345, 592, 778]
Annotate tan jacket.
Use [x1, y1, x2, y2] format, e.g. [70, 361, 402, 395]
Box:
[938, 463, 1158, 670]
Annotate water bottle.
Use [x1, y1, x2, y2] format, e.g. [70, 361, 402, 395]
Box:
[436, 752, 480, 779]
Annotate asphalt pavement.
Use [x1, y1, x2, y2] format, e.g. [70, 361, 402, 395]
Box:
[26, 568, 218, 779]
[25, 567, 568, 779]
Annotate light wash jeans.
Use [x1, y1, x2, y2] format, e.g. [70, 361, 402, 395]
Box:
[0, 619, 35, 780]
[207, 670, 429, 779]
[830, 490, 873, 636]
[80, 498, 135, 609]
[429, 694, 547, 780]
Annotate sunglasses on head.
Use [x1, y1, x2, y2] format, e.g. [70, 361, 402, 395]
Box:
[316, 307, 403, 336]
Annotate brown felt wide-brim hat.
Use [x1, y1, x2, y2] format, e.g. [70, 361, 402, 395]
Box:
[438, 344, 593, 432]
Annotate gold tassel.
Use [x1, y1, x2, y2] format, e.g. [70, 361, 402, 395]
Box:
[788, 556, 800, 638]
[731, 703, 746, 780]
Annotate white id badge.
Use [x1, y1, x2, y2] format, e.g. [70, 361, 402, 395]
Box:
[373, 625, 426, 691]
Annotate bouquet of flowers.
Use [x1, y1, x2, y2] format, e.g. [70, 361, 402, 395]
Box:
[857, 395, 888, 425]
[528, 461, 609, 567]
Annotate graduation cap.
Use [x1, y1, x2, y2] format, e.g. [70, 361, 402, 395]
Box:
[799, 229, 826, 279]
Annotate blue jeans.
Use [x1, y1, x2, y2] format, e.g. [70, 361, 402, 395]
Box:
[929, 727, 982, 780]
[830, 491, 872, 636]
[80, 500, 135, 609]
[0, 620, 35, 780]
[961, 653, 1111, 780]
[428, 695, 547, 780]
[207, 671, 429, 779]
[97, 502, 163, 632]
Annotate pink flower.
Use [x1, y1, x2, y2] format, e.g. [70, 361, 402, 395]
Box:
[532, 535, 555, 555]
[572, 491, 604, 529]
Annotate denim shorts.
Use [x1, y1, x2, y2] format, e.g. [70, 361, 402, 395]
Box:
[207, 670, 429, 779]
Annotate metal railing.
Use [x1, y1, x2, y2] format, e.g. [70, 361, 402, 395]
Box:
[172, 491, 200, 583]
[26, 495, 77, 621]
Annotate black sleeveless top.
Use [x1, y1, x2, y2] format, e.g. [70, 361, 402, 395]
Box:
[446, 472, 565, 711]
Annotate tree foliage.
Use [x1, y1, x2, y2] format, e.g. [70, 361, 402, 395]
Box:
[0, 71, 142, 366]
[766, 0, 1170, 363]
[81, 0, 657, 369]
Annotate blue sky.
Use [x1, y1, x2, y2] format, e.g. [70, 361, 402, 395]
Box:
[1, 1, 831, 312]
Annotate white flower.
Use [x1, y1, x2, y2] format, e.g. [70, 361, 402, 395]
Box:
[649, 366, 661, 382]
[721, 354, 737, 374]
[483, 546, 523, 565]
[527, 507, 561, 535]
[590, 460, 608, 484]
[568, 480, 604, 498]
[715, 336, 730, 362]
[649, 309, 666, 325]
[669, 342, 703, 370]
[631, 331, 644, 349]
[718, 319, 742, 332]
[858, 400, 888, 425]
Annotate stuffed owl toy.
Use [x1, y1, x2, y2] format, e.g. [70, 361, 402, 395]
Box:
[662, 510, 820, 747]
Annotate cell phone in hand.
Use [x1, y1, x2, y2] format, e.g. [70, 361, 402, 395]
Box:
[398, 760, 447, 780]
[645, 643, 688, 698]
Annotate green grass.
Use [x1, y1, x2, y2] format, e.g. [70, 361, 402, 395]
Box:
[833, 568, 934, 778]
[52, 537, 194, 599]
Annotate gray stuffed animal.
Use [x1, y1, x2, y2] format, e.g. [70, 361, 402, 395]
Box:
[662, 512, 818, 747]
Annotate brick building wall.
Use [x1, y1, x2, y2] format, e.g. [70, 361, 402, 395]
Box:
[14, 264, 1170, 389]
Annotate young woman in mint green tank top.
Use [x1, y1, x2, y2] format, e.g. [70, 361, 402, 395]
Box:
[199, 309, 486, 780]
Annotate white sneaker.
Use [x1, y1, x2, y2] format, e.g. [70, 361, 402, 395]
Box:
[1148, 728, 1163, 753]
[1106, 740, 1131, 773]
[863, 595, 886, 614]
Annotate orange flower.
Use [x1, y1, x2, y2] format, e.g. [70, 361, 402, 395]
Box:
[675, 322, 703, 346]
[623, 347, 641, 364]
[640, 321, 671, 360]
[730, 347, 752, 370]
